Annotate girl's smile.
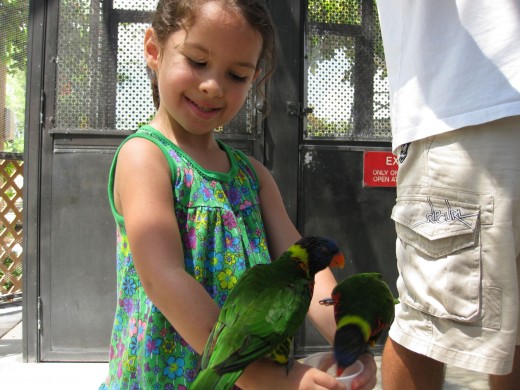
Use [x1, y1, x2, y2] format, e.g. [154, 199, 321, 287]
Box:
[185, 95, 222, 117]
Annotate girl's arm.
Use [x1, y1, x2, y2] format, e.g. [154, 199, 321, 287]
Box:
[113, 137, 219, 354]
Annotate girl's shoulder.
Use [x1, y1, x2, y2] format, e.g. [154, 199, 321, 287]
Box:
[116, 125, 180, 172]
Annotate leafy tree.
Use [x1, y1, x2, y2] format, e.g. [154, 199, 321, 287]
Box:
[1, 0, 29, 152]
[0, 0, 27, 73]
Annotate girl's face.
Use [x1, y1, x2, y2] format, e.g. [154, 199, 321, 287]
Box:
[145, 2, 263, 137]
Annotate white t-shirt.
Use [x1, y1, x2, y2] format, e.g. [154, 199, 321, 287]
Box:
[375, 0, 520, 151]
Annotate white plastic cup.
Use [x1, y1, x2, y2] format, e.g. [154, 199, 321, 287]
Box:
[336, 359, 364, 388]
[303, 351, 334, 372]
[303, 352, 364, 390]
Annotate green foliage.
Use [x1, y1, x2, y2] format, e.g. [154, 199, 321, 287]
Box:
[306, 113, 354, 137]
[1, 0, 29, 74]
[4, 68, 25, 153]
[3, 133, 24, 153]
[1, 0, 28, 153]
[308, 0, 362, 24]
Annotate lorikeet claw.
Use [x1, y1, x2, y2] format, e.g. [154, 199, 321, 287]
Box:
[319, 298, 334, 306]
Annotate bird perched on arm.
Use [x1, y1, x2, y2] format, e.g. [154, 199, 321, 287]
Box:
[320, 272, 396, 376]
[192, 236, 345, 390]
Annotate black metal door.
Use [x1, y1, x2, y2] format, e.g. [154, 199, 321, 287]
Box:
[25, 0, 264, 362]
[268, 0, 398, 356]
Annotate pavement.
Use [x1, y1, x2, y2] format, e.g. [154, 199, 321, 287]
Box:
[0, 299, 107, 389]
[0, 299, 490, 389]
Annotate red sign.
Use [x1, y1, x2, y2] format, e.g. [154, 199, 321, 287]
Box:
[363, 151, 398, 187]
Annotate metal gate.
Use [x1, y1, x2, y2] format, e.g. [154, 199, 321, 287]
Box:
[268, 0, 397, 356]
[25, 0, 397, 362]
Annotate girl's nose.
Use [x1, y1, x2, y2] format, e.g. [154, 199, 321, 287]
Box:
[199, 77, 224, 98]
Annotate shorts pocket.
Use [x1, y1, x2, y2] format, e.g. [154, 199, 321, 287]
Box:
[392, 194, 482, 322]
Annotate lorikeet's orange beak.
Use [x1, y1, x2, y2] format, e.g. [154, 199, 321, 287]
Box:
[330, 252, 345, 269]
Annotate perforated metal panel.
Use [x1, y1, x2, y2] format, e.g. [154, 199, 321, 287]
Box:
[305, 0, 390, 140]
[113, 0, 155, 11]
[54, 0, 257, 136]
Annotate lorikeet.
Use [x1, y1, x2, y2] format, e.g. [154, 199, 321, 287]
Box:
[320, 272, 396, 376]
[192, 236, 345, 389]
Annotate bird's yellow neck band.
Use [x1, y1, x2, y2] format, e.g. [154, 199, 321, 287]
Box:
[337, 315, 371, 342]
[289, 245, 308, 261]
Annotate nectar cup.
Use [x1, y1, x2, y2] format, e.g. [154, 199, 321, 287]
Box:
[336, 359, 364, 389]
[303, 352, 364, 390]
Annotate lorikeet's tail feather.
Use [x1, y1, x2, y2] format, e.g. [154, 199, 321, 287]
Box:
[270, 337, 295, 375]
[333, 324, 367, 377]
[192, 368, 243, 390]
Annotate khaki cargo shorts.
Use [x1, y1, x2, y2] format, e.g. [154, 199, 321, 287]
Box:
[389, 115, 520, 375]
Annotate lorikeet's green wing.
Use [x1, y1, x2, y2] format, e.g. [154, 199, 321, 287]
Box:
[216, 276, 310, 372]
[193, 260, 312, 389]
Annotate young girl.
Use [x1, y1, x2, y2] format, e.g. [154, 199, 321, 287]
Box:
[100, 1, 376, 389]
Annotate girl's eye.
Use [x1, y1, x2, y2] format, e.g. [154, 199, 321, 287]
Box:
[229, 73, 249, 83]
[187, 57, 206, 67]
[185, 54, 250, 83]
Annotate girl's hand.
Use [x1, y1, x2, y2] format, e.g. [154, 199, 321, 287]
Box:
[238, 358, 346, 389]
[288, 361, 347, 390]
[350, 352, 377, 390]
[303, 351, 377, 390]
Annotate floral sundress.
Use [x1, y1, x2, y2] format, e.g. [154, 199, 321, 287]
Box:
[100, 125, 271, 389]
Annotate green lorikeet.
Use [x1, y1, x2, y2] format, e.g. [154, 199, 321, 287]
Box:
[320, 272, 396, 376]
[192, 236, 345, 389]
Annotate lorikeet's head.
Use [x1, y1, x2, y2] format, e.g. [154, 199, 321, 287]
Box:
[333, 322, 366, 376]
[289, 236, 345, 279]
